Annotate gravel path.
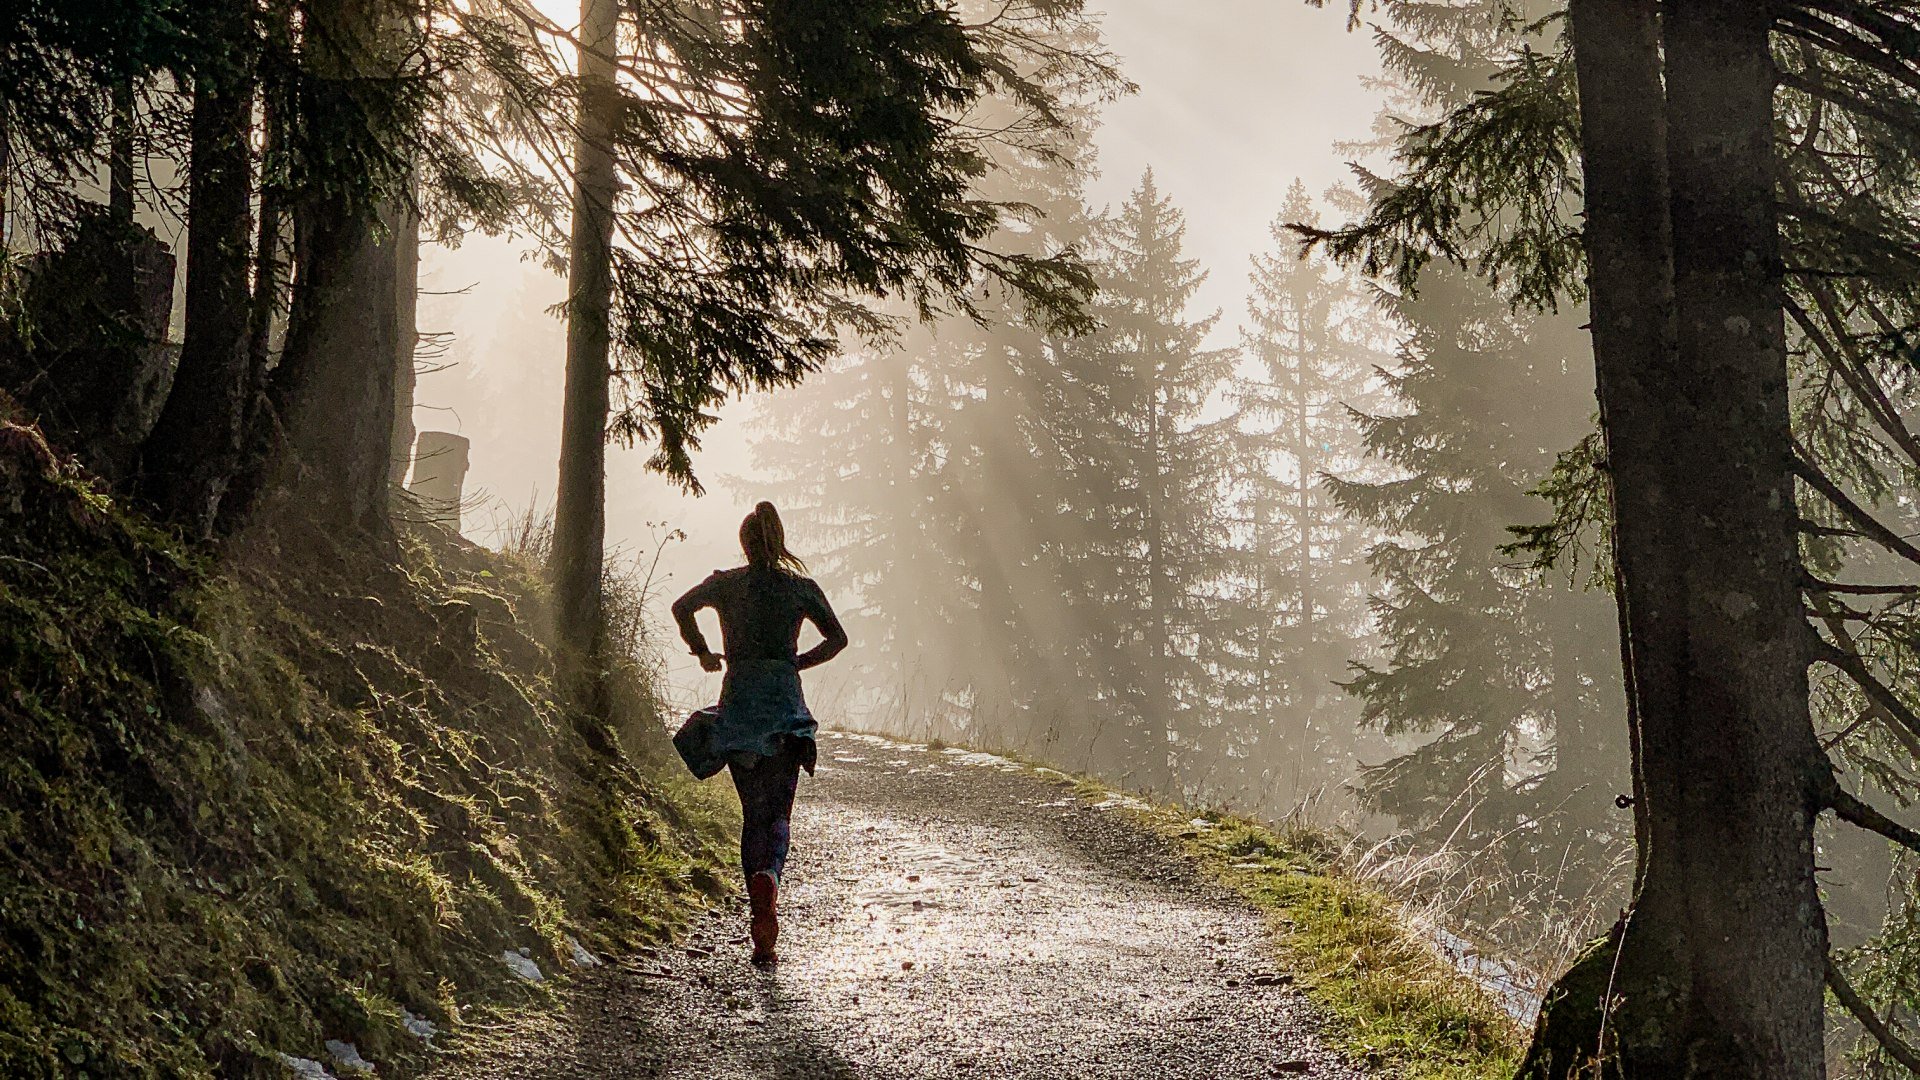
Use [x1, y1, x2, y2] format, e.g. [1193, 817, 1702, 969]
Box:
[434, 731, 1368, 1080]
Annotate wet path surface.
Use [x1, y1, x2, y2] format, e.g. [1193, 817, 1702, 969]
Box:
[435, 732, 1367, 1080]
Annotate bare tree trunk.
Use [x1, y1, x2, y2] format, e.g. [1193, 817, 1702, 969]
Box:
[140, 11, 256, 538]
[1520, 2, 1828, 1076]
[389, 204, 420, 490]
[1144, 381, 1172, 793]
[109, 82, 135, 227]
[262, 0, 410, 538]
[274, 197, 403, 535]
[549, 0, 621, 717]
[1, 108, 11, 246]
[1639, 2, 1827, 1070]
[214, 96, 290, 537]
[246, 102, 287, 386]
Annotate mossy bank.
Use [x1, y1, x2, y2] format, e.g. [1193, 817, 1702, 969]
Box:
[0, 413, 734, 1078]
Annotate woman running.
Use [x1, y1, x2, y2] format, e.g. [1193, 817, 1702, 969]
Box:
[671, 501, 848, 964]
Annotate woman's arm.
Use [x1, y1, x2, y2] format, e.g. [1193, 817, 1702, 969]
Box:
[795, 579, 849, 671]
[670, 573, 725, 661]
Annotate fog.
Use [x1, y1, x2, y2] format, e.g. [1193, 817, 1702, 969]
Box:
[402, 0, 1650, 983]
[415, 0, 1383, 714]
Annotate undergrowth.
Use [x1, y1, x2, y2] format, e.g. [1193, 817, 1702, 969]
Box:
[0, 413, 733, 1078]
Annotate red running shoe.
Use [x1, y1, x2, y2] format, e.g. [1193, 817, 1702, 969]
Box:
[748, 872, 779, 964]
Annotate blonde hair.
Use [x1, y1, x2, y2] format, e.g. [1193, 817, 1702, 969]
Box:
[740, 501, 806, 572]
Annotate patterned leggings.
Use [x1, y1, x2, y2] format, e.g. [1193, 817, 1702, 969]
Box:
[728, 738, 805, 884]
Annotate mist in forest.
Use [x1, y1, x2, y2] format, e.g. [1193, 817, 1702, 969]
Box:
[20, 0, 1920, 1071]
[405, 0, 1654, 972]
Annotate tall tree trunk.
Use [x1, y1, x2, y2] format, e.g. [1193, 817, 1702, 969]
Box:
[389, 204, 420, 490]
[1641, 1, 1826, 1070]
[265, 0, 410, 538]
[549, 0, 621, 715]
[1521, 2, 1827, 1076]
[1144, 378, 1173, 793]
[1, 108, 10, 245]
[215, 96, 290, 537]
[109, 82, 135, 227]
[274, 198, 403, 534]
[139, 18, 256, 538]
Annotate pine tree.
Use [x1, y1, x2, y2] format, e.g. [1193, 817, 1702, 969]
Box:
[1330, 270, 1623, 864]
[1321, 0, 1629, 896]
[1210, 180, 1385, 809]
[1052, 170, 1236, 793]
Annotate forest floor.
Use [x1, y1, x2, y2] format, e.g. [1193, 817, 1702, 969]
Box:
[430, 731, 1372, 1080]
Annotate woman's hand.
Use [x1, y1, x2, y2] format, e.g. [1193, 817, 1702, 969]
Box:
[698, 650, 724, 673]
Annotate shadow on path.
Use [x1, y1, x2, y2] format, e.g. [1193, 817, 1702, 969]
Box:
[432, 732, 1367, 1080]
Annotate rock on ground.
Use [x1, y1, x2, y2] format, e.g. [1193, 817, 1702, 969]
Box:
[432, 732, 1368, 1080]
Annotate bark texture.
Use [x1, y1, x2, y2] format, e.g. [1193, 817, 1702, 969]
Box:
[389, 205, 420, 491]
[266, 0, 410, 537]
[1522, 2, 1830, 1076]
[549, 0, 621, 712]
[1648, 6, 1827, 1066]
[274, 198, 404, 535]
[141, 16, 257, 538]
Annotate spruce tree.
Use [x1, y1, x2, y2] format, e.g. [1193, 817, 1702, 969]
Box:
[1211, 180, 1385, 810]
[1053, 170, 1236, 792]
[1320, 0, 1629, 901]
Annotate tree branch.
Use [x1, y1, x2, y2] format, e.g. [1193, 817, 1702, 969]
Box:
[1825, 954, 1920, 1075]
[1806, 575, 1920, 596]
[1811, 634, 1920, 759]
[1826, 781, 1920, 854]
[1791, 453, 1920, 568]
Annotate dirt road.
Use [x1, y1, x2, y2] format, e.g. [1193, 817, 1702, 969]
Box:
[434, 732, 1366, 1079]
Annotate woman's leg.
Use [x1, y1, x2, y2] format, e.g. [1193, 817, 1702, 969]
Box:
[730, 742, 804, 963]
[729, 741, 804, 883]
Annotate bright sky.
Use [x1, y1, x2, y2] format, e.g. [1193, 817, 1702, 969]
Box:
[417, 1, 1385, 706]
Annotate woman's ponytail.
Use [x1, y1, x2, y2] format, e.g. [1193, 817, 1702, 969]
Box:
[740, 501, 806, 572]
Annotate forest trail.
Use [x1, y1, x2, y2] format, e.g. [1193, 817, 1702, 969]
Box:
[435, 732, 1367, 1080]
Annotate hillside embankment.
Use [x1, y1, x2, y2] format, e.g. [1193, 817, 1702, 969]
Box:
[0, 404, 733, 1078]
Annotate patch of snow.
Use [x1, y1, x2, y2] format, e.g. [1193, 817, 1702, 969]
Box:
[831, 732, 906, 749]
[566, 934, 602, 968]
[501, 949, 545, 982]
[1091, 793, 1149, 811]
[940, 748, 1024, 772]
[324, 1040, 374, 1074]
[276, 1054, 337, 1080]
[400, 1009, 437, 1043]
[1187, 817, 1216, 831]
[1429, 925, 1542, 1024]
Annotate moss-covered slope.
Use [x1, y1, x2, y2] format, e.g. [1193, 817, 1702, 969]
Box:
[0, 415, 732, 1078]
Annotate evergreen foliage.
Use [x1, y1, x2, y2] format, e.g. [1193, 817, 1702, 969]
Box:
[1210, 180, 1386, 810]
[1052, 170, 1237, 790]
[1318, 0, 1628, 911]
